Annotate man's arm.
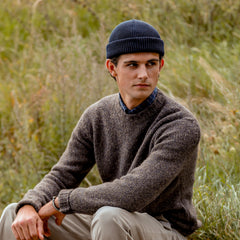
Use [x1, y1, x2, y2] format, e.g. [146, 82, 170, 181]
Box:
[12, 109, 95, 239]
[16, 112, 95, 214]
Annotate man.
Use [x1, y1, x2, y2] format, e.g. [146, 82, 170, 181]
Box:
[0, 19, 201, 240]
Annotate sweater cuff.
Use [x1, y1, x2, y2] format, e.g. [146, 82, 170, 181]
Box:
[58, 189, 74, 213]
[15, 200, 41, 214]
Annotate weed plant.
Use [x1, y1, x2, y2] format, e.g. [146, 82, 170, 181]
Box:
[0, 0, 239, 239]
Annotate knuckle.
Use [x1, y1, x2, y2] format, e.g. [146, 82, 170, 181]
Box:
[11, 221, 20, 229]
[26, 217, 34, 225]
[18, 219, 27, 227]
[11, 222, 15, 229]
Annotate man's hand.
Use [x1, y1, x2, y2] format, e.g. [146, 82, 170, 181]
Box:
[11, 198, 65, 240]
[11, 205, 44, 240]
[38, 197, 66, 237]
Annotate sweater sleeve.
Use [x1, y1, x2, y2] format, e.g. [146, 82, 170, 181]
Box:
[58, 117, 201, 214]
[16, 112, 95, 213]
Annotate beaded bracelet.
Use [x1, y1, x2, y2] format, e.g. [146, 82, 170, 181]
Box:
[52, 196, 60, 211]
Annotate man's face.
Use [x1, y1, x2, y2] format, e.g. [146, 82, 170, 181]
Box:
[106, 52, 164, 110]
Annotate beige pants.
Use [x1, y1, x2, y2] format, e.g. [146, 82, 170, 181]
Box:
[0, 203, 186, 240]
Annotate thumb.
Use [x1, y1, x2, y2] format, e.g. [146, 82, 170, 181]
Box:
[43, 219, 51, 237]
[55, 212, 66, 226]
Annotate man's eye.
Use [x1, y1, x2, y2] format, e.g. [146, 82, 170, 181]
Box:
[147, 62, 156, 66]
[127, 63, 138, 67]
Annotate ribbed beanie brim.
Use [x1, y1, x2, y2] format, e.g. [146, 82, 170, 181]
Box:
[106, 20, 164, 59]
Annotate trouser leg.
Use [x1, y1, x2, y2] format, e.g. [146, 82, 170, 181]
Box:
[0, 203, 18, 240]
[0, 203, 93, 240]
[1, 204, 187, 240]
[91, 206, 186, 240]
[46, 212, 92, 240]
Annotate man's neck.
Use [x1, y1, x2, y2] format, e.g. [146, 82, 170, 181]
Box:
[119, 88, 158, 114]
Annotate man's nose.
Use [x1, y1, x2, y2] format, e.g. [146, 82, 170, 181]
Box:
[137, 65, 148, 80]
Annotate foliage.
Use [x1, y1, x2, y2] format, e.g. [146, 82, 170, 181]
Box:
[0, 0, 239, 239]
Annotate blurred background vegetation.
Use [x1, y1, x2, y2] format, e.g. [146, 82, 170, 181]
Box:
[0, 0, 239, 239]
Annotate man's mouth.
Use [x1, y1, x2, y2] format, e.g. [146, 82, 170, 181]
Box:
[134, 83, 150, 87]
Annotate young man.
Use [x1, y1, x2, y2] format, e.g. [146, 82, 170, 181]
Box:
[0, 19, 201, 240]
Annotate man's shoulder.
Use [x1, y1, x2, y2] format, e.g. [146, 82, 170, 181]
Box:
[81, 93, 119, 119]
[89, 93, 118, 110]
[156, 89, 197, 119]
[154, 90, 200, 136]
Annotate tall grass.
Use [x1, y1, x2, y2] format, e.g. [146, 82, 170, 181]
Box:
[0, 0, 239, 239]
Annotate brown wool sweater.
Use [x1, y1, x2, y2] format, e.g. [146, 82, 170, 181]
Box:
[17, 89, 201, 236]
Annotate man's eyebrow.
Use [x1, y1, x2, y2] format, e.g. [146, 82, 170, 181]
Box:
[123, 60, 138, 64]
[147, 58, 160, 62]
[123, 58, 159, 64]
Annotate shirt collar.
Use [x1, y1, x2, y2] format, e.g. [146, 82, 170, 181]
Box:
[119, 88, 158, 114]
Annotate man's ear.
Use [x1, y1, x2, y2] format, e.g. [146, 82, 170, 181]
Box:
[106, 59, 117, 77]
[159, 58, 164, 71]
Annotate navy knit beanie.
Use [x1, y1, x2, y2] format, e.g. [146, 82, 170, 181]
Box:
[106, 19, 164, 59]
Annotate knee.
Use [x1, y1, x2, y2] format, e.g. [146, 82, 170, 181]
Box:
[0, 203, 17, 228]
[1, 203, 17, 220]
[92, 206, 123, 227]
[0, 203, 18, 240]
[91, 206, 130, 239]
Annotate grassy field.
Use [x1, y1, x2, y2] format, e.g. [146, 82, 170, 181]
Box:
[0, 0, 239, 239]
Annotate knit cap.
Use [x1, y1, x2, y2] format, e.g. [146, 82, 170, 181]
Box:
[106, 19, 164, 59]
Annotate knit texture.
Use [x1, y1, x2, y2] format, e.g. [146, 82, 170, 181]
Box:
[106, 19, 164, 59]
[17, 89, 201, 236]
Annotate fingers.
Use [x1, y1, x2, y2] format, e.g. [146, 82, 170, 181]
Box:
[12, 219, 39, 240]
[37, 217, 45, 240]
[12, 222, 44, 240]
[11, 224, 24, 240]
[28, 219, 39, 240]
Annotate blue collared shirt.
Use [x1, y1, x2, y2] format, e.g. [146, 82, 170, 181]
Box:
[119, 88, 158, 114]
